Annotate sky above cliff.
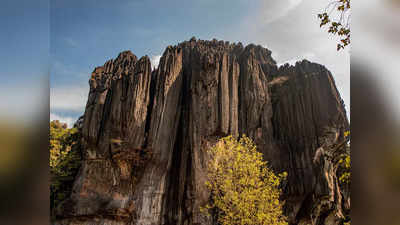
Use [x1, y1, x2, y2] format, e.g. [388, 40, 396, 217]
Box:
[47, 0, 350, 127]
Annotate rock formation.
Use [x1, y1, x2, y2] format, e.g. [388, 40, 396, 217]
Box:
[54, 38, 349, 225]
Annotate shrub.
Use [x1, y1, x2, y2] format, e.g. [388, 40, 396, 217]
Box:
[202, 135, 287, 225]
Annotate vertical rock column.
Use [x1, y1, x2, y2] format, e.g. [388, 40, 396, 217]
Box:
[133, 46, 184, 225]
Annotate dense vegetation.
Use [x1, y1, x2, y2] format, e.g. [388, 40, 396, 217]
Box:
[49, 120, 82, 219]
[202, 136, 287, 225]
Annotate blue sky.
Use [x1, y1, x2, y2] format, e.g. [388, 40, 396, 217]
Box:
[0, 0, 49, 123]
[1, 1, 48, 82]
[47, 0, 350, 127]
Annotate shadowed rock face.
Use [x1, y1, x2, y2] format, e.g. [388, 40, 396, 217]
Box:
[55, 38, 349, 225]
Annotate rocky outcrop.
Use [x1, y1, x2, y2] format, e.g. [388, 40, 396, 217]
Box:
[55, 38, 349, 225]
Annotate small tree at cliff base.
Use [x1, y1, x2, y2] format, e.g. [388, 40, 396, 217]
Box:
[202, 135, 288, 225]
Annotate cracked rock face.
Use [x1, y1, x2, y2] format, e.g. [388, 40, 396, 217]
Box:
[55, 38, 349, 225]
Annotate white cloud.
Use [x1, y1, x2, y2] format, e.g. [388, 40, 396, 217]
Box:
[50, 113, 76, 128]
[150, 54, 161, 69]
[50, 85, 88, 112]
[276, 52, 316, 66]
[259, 0, 304, 24]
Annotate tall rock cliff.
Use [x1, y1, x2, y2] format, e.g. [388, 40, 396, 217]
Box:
[55, 38, 349, 225]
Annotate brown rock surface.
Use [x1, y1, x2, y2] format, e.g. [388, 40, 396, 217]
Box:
[55, 38, 349, 225]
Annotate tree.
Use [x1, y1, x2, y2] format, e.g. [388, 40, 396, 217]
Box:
[318, 0, 351, 50]
[50, 120, 82, 218]
[202, 135, 288, 225]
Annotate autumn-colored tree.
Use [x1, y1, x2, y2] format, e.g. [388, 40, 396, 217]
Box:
[202, 135, 288, 225]
[50, 120, 81, 218]
[318, 0, 351, 50]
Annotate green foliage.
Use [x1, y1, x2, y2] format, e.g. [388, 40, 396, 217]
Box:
[50, 120, 82, 216]
[202, 135, 288, 225]
[339, 153, 351, 184]
[338, 131, 351, 185]
[318, 0, 351, 50]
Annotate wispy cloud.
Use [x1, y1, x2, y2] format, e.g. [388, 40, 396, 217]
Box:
[50, 85, 88, 112]
[276, 52, 316, 66]
[259, 0, 304, 24]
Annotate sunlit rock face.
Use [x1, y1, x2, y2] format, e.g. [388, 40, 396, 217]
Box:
[55, 38, 349, 225]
